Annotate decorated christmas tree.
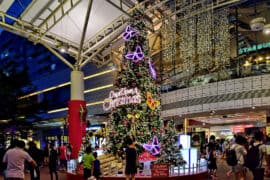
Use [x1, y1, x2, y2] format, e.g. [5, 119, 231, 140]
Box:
[157, 120, 186, 166]
[104, 9, 161, 155]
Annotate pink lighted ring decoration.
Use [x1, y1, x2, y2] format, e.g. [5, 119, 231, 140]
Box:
[125, 45, 144, 62]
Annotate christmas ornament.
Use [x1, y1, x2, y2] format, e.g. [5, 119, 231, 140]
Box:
[127, 113, 140, 119]
[146, 92, 160, 110]
[125, 45, 144, 62]
[122, 25, 139, 41]
[148, 59, 156, 80]
[79, 104, 87, 122]
[143, 136, 161, 155]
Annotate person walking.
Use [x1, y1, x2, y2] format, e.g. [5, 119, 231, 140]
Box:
[48, 143, 59, 180]
[43, 143, 50, 166]
[206, 135, 217, 179]
[91, 152, 101, 180]
[58, 143, 67, 171]
[249, 131, 266, 180]
[0, 144, 7, 179]
[229, 135, 247, 180]
[66, 143, 72, 161]
[28, 141, 43, 180]
[2, 140, 37, 180]
[125, 137, 137, 180]
[82, 146, 95, 180]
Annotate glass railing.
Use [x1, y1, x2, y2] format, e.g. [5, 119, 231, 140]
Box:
[160, 56, 270, 93]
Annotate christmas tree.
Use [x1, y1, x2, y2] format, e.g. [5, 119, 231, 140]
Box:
[157, 120, 186, 166]
[105, 9, 161, 155]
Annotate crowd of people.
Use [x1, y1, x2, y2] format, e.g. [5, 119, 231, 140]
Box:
[0, 140, 75, 180]
[1, 132, 268, 180]
[0, 139, 104, 180]
[205, 131, 267, 180]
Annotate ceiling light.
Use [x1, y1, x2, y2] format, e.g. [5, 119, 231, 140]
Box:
[60, 45, 68, 53]
[256, 56, 264, 62]
[250, 17, 266, 31]
[243, 60, 251, 67]
[263, 24, 270, 35]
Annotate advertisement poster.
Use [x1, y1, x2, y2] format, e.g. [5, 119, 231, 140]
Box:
[188, 131, 206, 148]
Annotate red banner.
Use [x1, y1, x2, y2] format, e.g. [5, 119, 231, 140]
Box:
[68, 100, 87, 159]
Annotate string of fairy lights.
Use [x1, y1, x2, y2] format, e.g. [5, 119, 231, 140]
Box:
[197, 4, 213, 70]
[161, 16, 176, 72]
[161, 1, 230, 79]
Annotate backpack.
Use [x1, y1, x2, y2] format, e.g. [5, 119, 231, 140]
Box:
[244, 144, 262, 170]
[226, 148, 238, 166]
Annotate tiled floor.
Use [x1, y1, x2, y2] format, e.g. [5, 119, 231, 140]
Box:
[1, 157, 270, 180]
[0, 167, 67, 180]
[207, 157, 270, 180]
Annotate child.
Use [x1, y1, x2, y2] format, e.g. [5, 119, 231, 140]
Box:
[82, 147, 94, 180]
[91, 152, 101, 180]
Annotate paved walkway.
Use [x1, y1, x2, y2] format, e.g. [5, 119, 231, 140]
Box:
[0, 167, 67, 180]
[205, 157, 270, 180]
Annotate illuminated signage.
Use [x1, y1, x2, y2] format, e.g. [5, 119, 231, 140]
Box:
[239, 42, 270, 54]
[231, 124, 253, 133]
[103, 87, 141, 111]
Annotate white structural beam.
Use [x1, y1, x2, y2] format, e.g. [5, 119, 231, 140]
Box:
[38, 0, 82, 35]
[0, 0, 247, 68]
[0, 0, 15, 12]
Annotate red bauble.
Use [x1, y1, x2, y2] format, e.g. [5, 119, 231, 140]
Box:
[132, 82, 137, 87]
[123, 120, 128, 126]
[135, 60, 141, 65]
[136, 72, 141, 77]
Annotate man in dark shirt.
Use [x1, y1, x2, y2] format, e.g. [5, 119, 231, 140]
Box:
[206, 135, 217, 179]
[48, 144, 58, 180]
[125, 137, 137, 180]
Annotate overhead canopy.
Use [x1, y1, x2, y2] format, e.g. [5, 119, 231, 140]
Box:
[20, 0, 126, 45]
[0, 0, 152, 68]
[0, 0, 249, 69]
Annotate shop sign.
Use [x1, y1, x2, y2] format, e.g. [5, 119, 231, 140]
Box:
[231, 124, 253, 133]
[103, 87, 141, 111]
[151, 164, 169, 177]
[239, 42, 270, 55]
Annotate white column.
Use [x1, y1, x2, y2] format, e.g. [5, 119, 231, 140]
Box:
[70, 70, 84, 100]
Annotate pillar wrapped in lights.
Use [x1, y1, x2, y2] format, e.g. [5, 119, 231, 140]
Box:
[68, 71, 87, 159]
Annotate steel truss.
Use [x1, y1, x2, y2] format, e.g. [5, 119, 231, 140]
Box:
[0, 0, 246, 69]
